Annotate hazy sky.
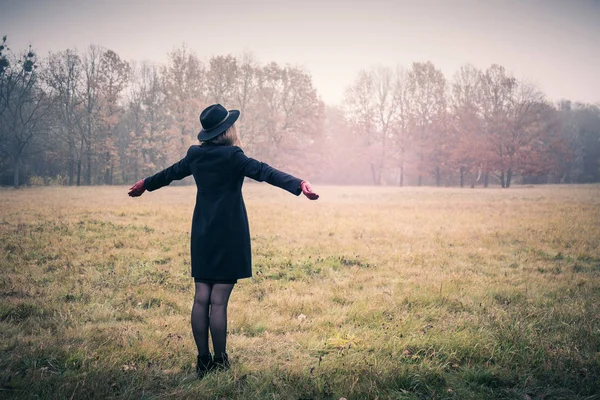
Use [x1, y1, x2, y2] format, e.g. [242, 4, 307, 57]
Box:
[2, 0, 599, 105]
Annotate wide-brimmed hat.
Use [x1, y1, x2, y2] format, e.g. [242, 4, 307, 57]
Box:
[197, 104, 240, 141]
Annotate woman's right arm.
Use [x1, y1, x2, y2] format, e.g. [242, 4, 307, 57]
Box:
[143, 156, 191, 192]
[128, 149, 192, 197]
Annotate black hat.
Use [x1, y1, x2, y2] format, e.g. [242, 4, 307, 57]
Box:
[197, 104, 240, 141]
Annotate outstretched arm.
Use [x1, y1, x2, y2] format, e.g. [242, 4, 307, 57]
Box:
[300, 180, 319, 200]
[128, 179, 146, 197]
[128, 153, 192, 197]
[232, 147, 319, 200]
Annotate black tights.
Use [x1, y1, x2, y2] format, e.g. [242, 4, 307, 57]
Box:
[191, 282, 235, 357]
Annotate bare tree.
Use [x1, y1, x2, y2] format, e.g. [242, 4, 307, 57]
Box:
[253, 62, 323, 170]
[503, 82, 545, 187]
[552, 101, 595, 183]
[122, 61, 171, 182]
[161, 45, 205, 160]
[344, 66, 412, 185]
[206, 54, 238, 105]
[45, 48, 82, 185]
[97, 49, 130, 184]
[569, 103, 600, 182]
[388, 67, 411, 186]
[479, 64, 516, 187]
[234, 52, 261, 150]
[406, 61, 447, 186]
[479, 65, 550, 187]
[0, 37, 52, 187]
[75, 45, 104, 185]
[448, 64, 488, 187]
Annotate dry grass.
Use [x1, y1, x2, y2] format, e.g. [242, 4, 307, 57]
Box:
[1, 184, 599, 399]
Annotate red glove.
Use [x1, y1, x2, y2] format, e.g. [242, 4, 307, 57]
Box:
[128, 179, 146, 197]
[300, 180, 319, 200]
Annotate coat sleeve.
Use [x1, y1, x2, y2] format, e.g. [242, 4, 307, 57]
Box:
[144, 149, 192, 192]
[231, 147, 302, 196]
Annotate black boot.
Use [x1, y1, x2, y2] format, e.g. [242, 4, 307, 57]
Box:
[212, 353, 230, 371]
[196, 354, 213, 378]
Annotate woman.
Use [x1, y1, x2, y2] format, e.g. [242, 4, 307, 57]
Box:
[128, 104, 319, 378]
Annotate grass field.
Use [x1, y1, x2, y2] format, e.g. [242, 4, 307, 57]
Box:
[1, 184, 599, 400]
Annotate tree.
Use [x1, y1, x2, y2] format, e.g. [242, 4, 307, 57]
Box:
[0, 36, 52, 187]
[253, 62, 323, 173]
[161, 45, 205, 161]
[406, 62, 447, 186]
[570, 103, 600, 182]
[97, 49, 130, 184]
[76, 45, 105, 185]
[502, 82, 546, 187]
[512, 101, 553, 182]
[206, 54, 238, 105]
[370, 66, 402, 185]
[479, 65, 516, 187]
[204, 53, 261, 154]
[344, 69, 386, 185]
[275, 65, 324, 174]
[45, 48, 82, 185]
[388, 67, 411, 186]
[233, 52, 261, 152]
[550, 100, 580, 182]
[480, 65, 554, 187]
[122, 61, 171, 183]
[448, 64, 489, 187]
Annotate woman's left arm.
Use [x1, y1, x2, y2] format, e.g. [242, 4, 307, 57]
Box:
[231, 147, 318, 200]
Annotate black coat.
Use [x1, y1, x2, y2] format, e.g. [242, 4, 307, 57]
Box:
[144, 144, 302, 280]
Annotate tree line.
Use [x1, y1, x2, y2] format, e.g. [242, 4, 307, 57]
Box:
[333, 63, 600, 187]
[1, 36, 599, 187]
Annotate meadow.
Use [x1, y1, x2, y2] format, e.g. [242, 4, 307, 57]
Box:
[1, 184, 599, 400]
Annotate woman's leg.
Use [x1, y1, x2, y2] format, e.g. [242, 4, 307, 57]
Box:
[209, 283, 235, 359]
[191, 282, 213, 356]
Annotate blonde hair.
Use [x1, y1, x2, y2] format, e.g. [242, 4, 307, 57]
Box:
[201, 124, 242, 147]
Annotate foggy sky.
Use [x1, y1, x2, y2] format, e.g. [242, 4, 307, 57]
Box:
[1, 0, 599, 105]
